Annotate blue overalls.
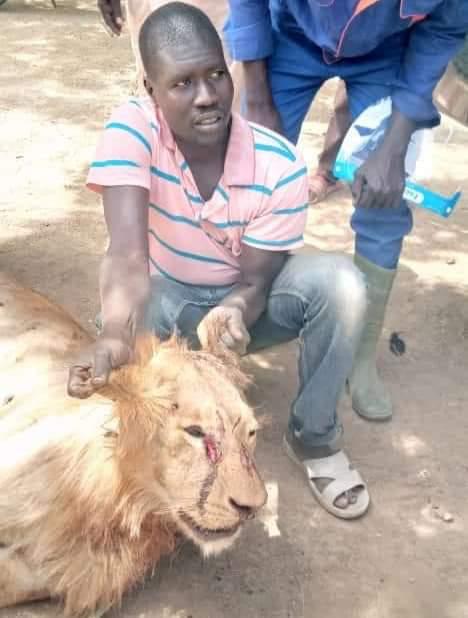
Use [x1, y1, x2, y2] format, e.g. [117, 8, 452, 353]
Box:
[225, 0, 468, 268]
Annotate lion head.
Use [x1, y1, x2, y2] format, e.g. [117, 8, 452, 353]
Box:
[104, 334, 267, 557]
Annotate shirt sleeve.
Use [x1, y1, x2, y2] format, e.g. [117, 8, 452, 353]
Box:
[242, 161, 308, 252]
[392, 3, 468, 129]
[223, 0, 273, 61]
[87, 100, 154, 194]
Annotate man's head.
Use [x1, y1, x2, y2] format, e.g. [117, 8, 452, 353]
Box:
[139, 2, 234, 148]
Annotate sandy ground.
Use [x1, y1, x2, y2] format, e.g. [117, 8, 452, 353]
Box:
[1, 2, 468, 617]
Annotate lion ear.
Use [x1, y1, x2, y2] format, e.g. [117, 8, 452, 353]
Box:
[198, 313, 239, 366]
[196, 316, 251, 393]
[98, 336, 168, 459]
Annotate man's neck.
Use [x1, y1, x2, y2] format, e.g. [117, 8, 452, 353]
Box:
[174, 120, 232, 201]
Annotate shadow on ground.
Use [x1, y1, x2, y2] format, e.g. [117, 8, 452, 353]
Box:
[1, 2, 468, 618]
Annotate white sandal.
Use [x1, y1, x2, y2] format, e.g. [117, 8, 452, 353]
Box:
[283, 437, 370, 520]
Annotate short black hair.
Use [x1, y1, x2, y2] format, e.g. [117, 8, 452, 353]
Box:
[139, 2, 223, 79]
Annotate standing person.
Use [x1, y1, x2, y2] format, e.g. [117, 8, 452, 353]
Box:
[70, 2, 371, 519]
[224, 0, 468, 421]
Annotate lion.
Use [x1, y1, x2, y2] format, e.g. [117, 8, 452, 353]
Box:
[0, 272, 267, 616]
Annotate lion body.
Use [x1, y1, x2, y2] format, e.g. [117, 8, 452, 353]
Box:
[0, 273, 266, 616]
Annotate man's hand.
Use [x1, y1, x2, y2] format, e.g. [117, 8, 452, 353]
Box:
[98, 0, 124, 36]
[242, 60, 284, 134]
[68, 334, 132, 399]
[244, 101, 283, 134]
[352, 107, 417, 209]
[351, 145, 406, 209]
[197, 306, 251, 357]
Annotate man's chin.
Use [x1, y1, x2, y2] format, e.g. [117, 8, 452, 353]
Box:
[192, 115, 231, 146]
[193, 129, 228, 147]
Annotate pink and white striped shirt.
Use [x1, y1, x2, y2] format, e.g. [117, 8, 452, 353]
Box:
[87, 97, 308, 286]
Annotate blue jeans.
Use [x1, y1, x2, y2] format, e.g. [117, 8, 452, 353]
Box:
[267, 0, 414, 269]
[145, 253, 366, 448]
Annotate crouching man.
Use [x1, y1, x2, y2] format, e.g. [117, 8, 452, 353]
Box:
[69, 2, 369, 519]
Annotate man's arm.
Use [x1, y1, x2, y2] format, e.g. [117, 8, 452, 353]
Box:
[392, 4, 468, 130]
[197, 245, 286, 355]
[68, 186, 150, 398]
[224, 1, 282, 131]
[353, 5, 468, 210]
[197, 152, 308, 355]
[220, 243, 286, 327]
[100, 186, 150, 340]
[224, 0, 272, 62]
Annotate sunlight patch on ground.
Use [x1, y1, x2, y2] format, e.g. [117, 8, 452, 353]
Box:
[446, 602, 468, 618]
[393, 433, 427, 457]
[258, 481, 281, 538]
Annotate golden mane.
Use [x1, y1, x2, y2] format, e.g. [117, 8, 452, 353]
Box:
[0, 274, 266, 616]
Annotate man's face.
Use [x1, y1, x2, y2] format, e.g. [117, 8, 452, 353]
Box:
[148, 38, 234, 148]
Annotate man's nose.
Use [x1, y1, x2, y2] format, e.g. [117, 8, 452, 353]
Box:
[194, 79, 218, 107]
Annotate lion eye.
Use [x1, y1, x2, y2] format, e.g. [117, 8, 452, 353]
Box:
[184, 425, 205, 439]
[248, 429, 256, 438]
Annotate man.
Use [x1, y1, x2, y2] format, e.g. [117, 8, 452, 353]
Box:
[69, 2, 370, 519]
[97, 0, 242, 102]
[224, 0, 468, 422]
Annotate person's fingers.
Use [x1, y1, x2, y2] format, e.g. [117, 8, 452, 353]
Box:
[91, 348, 112, 387]
[228, 320, 247, 342]
[351, 173, 365, 206]
[68, 364, 93, 398]
[220, 331, 236, 349]
[390, 181, 405, 209]
[111, 0, 124, 28]
[380, 184, 395, 209]
[98, 0, 122, 35]
[365, 183, 379, 209]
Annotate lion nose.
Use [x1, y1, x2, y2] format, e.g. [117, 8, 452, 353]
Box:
[229, 497, 256, 520]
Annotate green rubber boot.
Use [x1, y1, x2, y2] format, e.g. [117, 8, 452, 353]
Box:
[349, 254, 396, 421]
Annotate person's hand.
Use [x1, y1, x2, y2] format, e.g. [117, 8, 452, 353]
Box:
[244, 101, 283, 135]
[197, 306, 251, 357]
[351, 143, 406, 209]
[68, 334, 132, 399]
[97, 0, 124, 36]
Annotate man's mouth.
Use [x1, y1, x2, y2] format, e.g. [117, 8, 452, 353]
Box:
[194, 113, 224, 128]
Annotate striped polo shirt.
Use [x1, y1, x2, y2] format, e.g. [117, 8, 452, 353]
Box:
[87, 97, 308, 286]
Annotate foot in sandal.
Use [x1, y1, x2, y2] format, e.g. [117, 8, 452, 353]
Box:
[283, 429, 369, 519]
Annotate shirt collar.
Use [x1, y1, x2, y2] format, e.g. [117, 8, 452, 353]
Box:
[224, 113, 255, 187]
[156, 107, 255, 186]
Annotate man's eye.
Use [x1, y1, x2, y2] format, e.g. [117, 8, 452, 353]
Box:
[175, 79, 191, 88]
[210, 70, 225, 80]
[184, 425, 205, 439]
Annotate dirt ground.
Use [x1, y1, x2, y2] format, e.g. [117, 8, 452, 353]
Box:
[1, 2, 468, 617]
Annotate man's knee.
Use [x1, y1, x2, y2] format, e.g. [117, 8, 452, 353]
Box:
[331, 257, 367, 338]
[274, 253, 366, 335]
